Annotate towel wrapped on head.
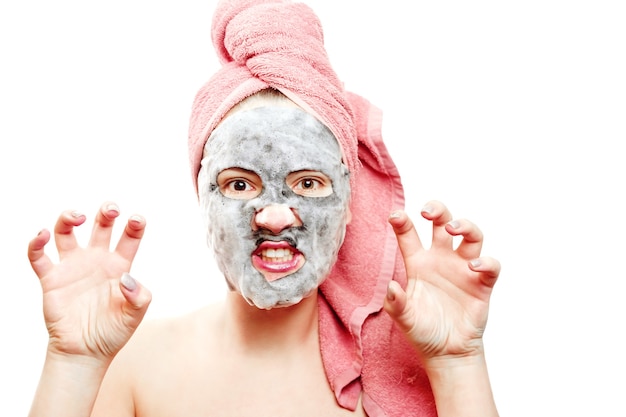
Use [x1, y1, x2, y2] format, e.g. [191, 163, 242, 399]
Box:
[188, 1, 436, 415]
[189, 0, 358, 193]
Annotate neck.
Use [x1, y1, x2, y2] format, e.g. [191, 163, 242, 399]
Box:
[222, 290, 320, 354]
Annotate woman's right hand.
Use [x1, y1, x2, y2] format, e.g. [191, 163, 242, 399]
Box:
[27, 202, 152, 364]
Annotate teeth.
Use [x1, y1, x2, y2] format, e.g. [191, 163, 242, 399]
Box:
[261, 248, 294, 263]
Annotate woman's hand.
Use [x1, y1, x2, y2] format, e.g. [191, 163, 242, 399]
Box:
[383, 201, 500, 362]
[28, 202, 152, 364]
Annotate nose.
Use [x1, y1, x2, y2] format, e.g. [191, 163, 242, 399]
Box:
[253, 204, 301, 234]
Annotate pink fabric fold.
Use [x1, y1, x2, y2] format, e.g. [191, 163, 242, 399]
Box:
[188, 1, 436, 416]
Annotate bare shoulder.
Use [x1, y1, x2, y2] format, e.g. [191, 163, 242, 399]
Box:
[93, 303, 225, 414]
[94, 300, 366, 417]
[119, 301, 224, 368]
[131, 303, 221, 349]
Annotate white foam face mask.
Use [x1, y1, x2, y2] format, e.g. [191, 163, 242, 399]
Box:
[198, 106, 351, 309]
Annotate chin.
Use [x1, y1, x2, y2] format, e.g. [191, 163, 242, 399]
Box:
[239, 276, 322, 310]
[228, 260, 331, 309]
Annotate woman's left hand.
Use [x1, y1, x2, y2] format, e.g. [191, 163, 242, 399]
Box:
[383, 200, 501, 362]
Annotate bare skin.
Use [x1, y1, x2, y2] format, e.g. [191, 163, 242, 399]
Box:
[93, 295, 366, 417]
[27, 200, 499, 417]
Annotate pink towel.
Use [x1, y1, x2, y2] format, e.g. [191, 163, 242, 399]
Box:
[188, 1, 436, 416]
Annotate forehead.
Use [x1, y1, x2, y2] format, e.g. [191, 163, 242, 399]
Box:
[203, 106, 343, 175]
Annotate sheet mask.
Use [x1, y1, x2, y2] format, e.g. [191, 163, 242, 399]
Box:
[198, 106, 351, 309]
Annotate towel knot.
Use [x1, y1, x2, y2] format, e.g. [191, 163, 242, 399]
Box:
[214, 1, 324, 65]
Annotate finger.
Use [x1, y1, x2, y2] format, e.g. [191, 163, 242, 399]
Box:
[446, 218, 483, 259]
[421, 200, 453, 249]
[115, 215, 146, 262]
[27, 229, 54, 278]
[383, 280, 414, 334]
[119, 273, 152, 328]
[88, 202, 120, 248]
[54, 210, 87, 253]
[469, 256, 501, 289]
[388, 210, 425, 260]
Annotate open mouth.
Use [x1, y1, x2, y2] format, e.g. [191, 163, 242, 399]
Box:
[259, 247, 295, 263]
[252, 240, 305, 281]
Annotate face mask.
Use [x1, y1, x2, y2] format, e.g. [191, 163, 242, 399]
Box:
[198, 106, 351, 309]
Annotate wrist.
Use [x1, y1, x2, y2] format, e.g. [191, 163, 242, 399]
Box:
[423, 350, 499, 417]
[416, 332, 487, 369]
[29, 350, 112, 417]
[422, 343, 486, 374]
[44, 347, 112, 377]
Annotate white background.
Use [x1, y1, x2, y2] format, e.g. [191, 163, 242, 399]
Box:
[1, 1, 625, 415]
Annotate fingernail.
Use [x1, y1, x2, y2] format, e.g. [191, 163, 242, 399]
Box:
[121, 272, 137, 291]
[421, 205, 433, 214]
[129, 215, 143, 223]
[106, 203, 120, 215]
[70, 210, 84, 218]
[389, 210, 401, 219]
[448, 220, 460, 229]
[470, 259, 482, 268]
[386, 282, 397, 301]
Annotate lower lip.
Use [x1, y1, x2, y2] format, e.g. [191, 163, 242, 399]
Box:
[251, 253, 304, 282]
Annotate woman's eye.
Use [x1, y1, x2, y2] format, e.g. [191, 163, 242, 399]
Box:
[288, 172, 332, 197]
[217, 168, 262, 199]
[298, 178, 319, 190]
[220, 178, 258, 199]
[230, 180, 250, 192]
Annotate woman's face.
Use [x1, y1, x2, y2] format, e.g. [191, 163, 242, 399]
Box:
[198, 106, 351, 309]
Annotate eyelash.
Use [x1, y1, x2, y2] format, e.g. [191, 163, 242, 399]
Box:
[294, 178, 322, 190]
[227, 179, 254, 192]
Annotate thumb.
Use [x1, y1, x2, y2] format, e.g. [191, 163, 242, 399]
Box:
[119, 272, 152, 325]
[383, 280, 412, 333]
